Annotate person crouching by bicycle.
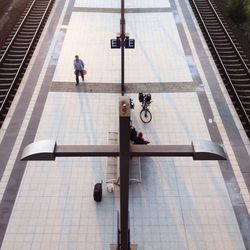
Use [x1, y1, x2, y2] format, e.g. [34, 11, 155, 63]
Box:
[73, 55, 85, 85]
[134, 132, 150, 144]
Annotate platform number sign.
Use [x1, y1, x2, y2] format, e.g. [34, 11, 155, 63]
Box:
[125, 38, 135, 49]
[111, 36, 135, 49]
[111, 39, 121, 49]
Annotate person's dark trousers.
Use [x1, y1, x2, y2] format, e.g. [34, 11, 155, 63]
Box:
[80, 70, 84, 81]
[75, 70, 84, 85]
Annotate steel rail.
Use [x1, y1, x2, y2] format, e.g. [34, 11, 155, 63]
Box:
[0, 0, 37, 64]
[207, 0, 250, 75]
[0, 0, 54, 123]
[189, 0, 250, 134]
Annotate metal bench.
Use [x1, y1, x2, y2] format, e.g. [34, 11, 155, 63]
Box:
[106, 132, 141, 185]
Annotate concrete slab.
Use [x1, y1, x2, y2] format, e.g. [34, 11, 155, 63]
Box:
[74, 0, 170, 9]
[53, 12, 192, 83]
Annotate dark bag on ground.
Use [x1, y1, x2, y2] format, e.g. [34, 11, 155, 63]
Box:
[93, 181, 102, 202]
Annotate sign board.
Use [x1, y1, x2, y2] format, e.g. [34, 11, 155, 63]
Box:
[111, 39, 121, 49]
[125, 39, 135, 49]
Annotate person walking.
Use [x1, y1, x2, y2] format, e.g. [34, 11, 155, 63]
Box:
[73, 55, 85, 85]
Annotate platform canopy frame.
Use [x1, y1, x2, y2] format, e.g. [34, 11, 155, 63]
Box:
[21, 96, 226, 250]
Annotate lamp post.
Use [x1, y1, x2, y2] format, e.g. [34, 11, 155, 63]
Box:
[120, 0, 125, 95]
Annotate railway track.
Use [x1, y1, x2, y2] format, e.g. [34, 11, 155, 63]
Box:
[0, 0, 55, 127]
[189, 0, 250, 138]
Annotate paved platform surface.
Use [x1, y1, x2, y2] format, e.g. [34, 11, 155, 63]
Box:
[0, 0, 249, 249]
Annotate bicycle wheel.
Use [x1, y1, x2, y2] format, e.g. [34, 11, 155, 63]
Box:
[140, 109, 152, 123]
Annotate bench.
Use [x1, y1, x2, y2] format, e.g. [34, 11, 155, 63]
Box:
[106, 132, 142, 185]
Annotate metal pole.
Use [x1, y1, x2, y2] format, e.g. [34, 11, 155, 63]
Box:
[119, 96, 130, 250]
[120, 0, 125, 95]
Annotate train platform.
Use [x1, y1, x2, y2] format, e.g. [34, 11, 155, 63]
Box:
[0, 0, 249, 249]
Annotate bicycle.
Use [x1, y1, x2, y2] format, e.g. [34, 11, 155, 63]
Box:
[138, 93, 152, 123]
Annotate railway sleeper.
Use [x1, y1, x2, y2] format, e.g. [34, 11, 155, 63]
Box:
[0, 49, 8, 55]
[241, 101, 250, 108]
[224, 63, 243, 68]
[228, 73, 249, 79]
[15, 38, 33, 43]
[226, 68, 246, 73]
[28, 14, 44, 18]
[0, 67, 18, 72]
[5, 37, 15, 43]
[16, 36, 35, 42]
[222, 59, 241, 64]
[0, 87, 11, 93]
[211, 37, 229, 43]
[219, 50, 237, 55]
[25, 19, 41, 23]
[4, 58, 24, 63]
[10, 45, 30, 50]
[199, 11, 215, 16]
[21, 27, 37, 32]
[221, 67, 245, 77]
[26, 18, 43, 23]
[1, 45, 9, 50]
[0, 83, 11, 88]
[219, 48, 244, 55]
[0, 90, 9, 96]
[214, 43, 231, 47]
[207, 28, 225, 32]
[19, 31, 36, 35]
[0, 73, 23, 82]
[7, 50, 28, 56]
[0, 77, 14, 82]
[7, 52, 26, 57]
[232, 79, 250, 85]
[30, 11, 47, 15]
[21, 27, 37, 31]
[211, 39, 230, 43]
[202, 14, 217, 19]
[10, 31, 19, 36]
[14, 41, 31, 46]
[1, 63, 22, 68]
[237, 88, 250, 96]
[23, 23, 40, 28]
[196, 6, 213, 10]
[0, 72, 16, 77]
[231, 81, 250, 87]
[196, 4, 212, 8]
[206, 24, 223, 29]
[210, 35, 228, 40]
[220, 55, 240, 60]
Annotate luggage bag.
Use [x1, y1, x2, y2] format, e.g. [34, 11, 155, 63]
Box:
[93, 181, 102, 202]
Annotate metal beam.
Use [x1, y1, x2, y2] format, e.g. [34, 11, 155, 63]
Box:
[21, 143, 119, 160]
[120, 0, 125, 95]
[21, 141, 227, 161]
[55, 145, 119, 157]
[20, 96, 227, 250]
[119, 96, 130, 249]
[21, 140, 56, 161]
[192, 140, 226, 160]
[130, 141, 227, 160]
[130, 145, 193, 157]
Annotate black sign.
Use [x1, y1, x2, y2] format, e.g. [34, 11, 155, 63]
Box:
[111, 39, 121, 49]
[125, 39, 135, 49]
